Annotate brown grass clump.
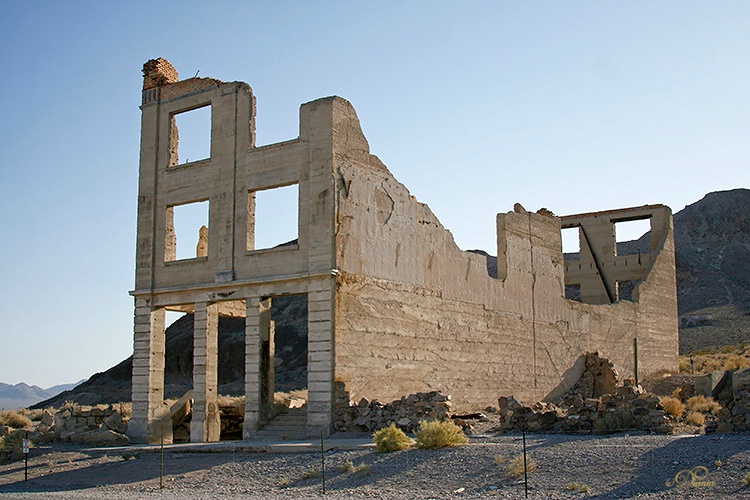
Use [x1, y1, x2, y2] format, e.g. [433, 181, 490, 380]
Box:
[414, 420, 468, 449]
[0, 411, 32, 430]
[724, 355, 750, 371]
[373, 423, 412, 452]
[18, 409, 45, 421]
[686, 395, 721, 415]
[659, 396, 686, 417]
[217, 395, 245, 408]
[506, 453, 537, 478]
[686, 411, 706, 426]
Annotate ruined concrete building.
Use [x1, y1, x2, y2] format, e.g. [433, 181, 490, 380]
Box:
[129, 58, 678, 443]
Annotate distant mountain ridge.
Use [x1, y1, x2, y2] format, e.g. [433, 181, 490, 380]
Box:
[0, 380, 84, 410]
[31, 188, 750, 409]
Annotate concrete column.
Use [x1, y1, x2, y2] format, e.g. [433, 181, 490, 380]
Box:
[307, 280, 335, 435]
[190, 302, 220, 443]
[243, 297, 261, 439]
[128, 300, 167, 444]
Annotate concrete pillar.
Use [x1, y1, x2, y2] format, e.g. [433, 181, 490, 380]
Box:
[128, 300, 167, 443]
[190, 302, 220, 443]
[307, 280, 335, 435]
[243, 297, 273, 439]
[244, 297, 260, 438]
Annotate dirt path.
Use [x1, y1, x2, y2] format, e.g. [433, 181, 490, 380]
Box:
[1, 433, 750, 498]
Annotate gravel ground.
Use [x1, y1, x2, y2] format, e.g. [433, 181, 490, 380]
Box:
[1, 432, 750, 499]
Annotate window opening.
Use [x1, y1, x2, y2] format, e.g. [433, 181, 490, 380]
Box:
[565, 284, 582, 302]
[170, 105, 211, 166]
[614, 218, 651, 256]
[617, 280, 640, 302]
[166, 200, 209, 261]
[562, 226, 581, 258]
[248, 184, 299, 251]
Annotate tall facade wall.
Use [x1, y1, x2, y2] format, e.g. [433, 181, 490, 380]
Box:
[330, 103, 678, 410]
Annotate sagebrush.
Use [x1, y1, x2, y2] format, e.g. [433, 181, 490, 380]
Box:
[0, 411, 32, 430]
[506, 453, 537, 478]
[659, 396, 685, 417]
[686, 395, 721, 415]
[414, 420, 468, 449]
[373, 423, 412, 452]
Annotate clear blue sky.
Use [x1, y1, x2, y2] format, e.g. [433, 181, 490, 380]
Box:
[1, 2, 747, 388]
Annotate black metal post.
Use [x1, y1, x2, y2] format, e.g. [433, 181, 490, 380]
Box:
[24, 431, 29, 482]
[522, 430, 528, 498]
[160, 434, 164, 489]
[320, 431, 326, 494]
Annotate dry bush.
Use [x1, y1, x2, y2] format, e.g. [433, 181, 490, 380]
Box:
[118, 403, 132, 419]
[686, 411, 705, 426]
[217, 395, 245, 408]
[302, 468, 319, 480]
[678, 358, 693, 373]
[659, 396, 686, 417]
[414, 420, 468, 449]
[744, 472, 750, 487]
[336, 460, 356, 473]
[506, 453, 537, 478]
[373, 423, 412, 452]
[18, 409, 45, 421]
[0, 430, 28, 462]
[0, 411, 32, 430]
[724, 355, 750, 371]
[494, 454, 507, 465]
[686, 395, 721, 415]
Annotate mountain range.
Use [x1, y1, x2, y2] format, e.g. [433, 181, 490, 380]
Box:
[29, 188, 750, 409]
[0, 380, 84, 410]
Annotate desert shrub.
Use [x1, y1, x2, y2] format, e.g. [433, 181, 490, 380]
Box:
[721, 345, 740, 354]
[18, 409, 45, 421]
[414, 420, 468, 449]
[373, 423, 412, 452]
[678, 358, 693, 373]
[119, 403, 132, 419]
[566, 482, 590, 493]
[686, 395, 721, 415]
[686, 411, 705, 426]
[494, 454, 507, 465]
[217, 395, 245, 408]
[743, 472, 750, 486]
[302, 468, 319, 480]
[354, 463, 371, 476]
[0, 411, 32, 430]
[660, 396, 686, 417]
[724, 355, 750, 371]
[506, 453, 537, 478]
[0, 430, 28, 462]
[337, 460, 356, 473]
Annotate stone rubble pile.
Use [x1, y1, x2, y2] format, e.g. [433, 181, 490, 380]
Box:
[494, 352, 669, 434]
[52, 403, 130, 446]
[709, 369, 750, 432]
[335, 383, 451, 433]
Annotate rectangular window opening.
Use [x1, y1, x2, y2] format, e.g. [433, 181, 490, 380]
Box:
[565, 283, 582, 302]
[614, 218, 651, 256]
[562, 226, 581, 258]
[170, 105, 211, 166]
[247, 184, 299, 251]
[617, 280, 640, 302]
[165, 200, 209, 261]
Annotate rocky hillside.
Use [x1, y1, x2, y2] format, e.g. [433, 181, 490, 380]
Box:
[34, 189, 749, 407]
[35, 295, 308, 408]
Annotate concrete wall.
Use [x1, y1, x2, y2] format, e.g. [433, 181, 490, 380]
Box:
[330, 102, 678, 411]
[131, 59, 678, 441]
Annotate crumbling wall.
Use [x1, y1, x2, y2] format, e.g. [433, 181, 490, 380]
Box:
[330, 102, 678, 410]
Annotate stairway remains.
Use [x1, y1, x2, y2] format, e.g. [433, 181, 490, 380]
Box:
[253, 405, 307, 440]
